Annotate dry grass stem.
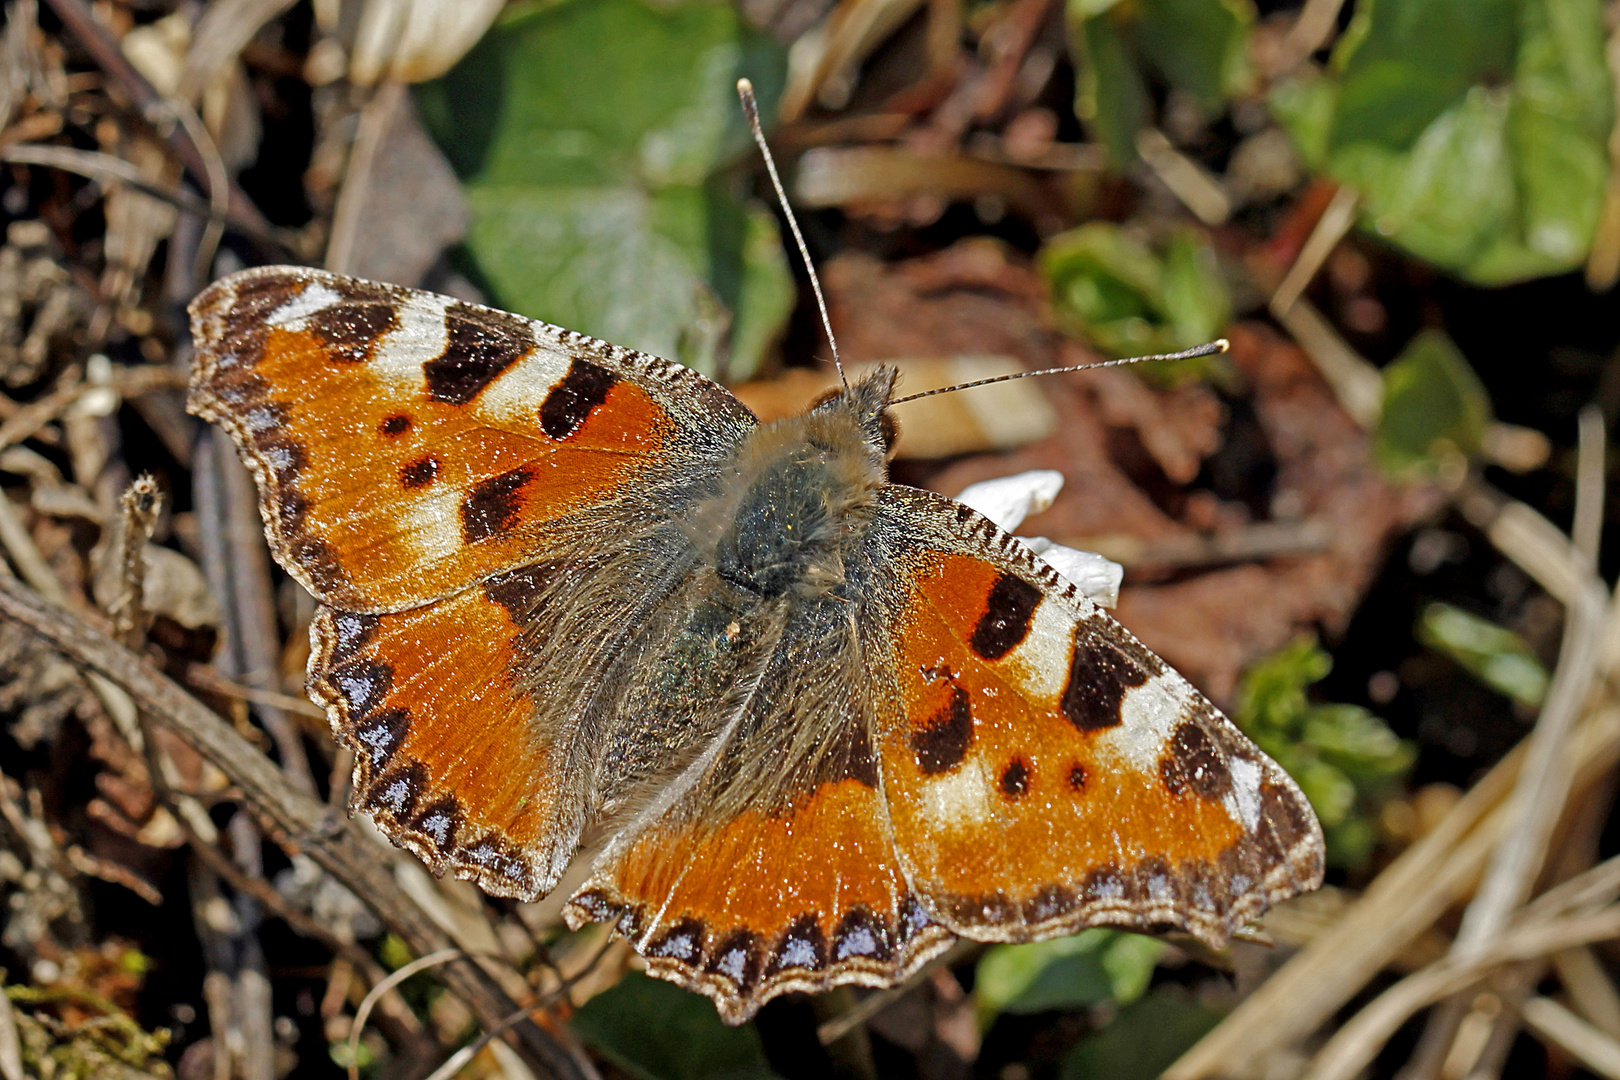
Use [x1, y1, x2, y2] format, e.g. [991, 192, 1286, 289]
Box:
[1521, 995, 1620, 1079]
[1165, 704, 1620, 1079]
[1270, 184, 1359, 317]
[1270, 297, 1383, 428]
[1457, 481, 1596, 607]
[325, 80, 406, 275]
[1552, 947, 1620, 1037]
[1136, 127, 1233, 225]
[1306, 905, 1620, 1080]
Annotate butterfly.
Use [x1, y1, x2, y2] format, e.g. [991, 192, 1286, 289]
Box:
[187, 264, 1324, 1024]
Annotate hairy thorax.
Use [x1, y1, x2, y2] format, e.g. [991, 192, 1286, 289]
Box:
[695, 393, 890, 601]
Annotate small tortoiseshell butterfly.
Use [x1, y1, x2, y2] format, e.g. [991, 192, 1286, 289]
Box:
[187, 263, 1323, 1022]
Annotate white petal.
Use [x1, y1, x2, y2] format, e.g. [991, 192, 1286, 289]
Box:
[954, 470, 1065, 533]
[1022, 537, 1122, 608]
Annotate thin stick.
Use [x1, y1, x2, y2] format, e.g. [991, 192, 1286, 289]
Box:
[737, 78, 845, 388]
[419, 936, 620, 1080]
[349, 949, 465, 1080]
[110, 476, 161, 647]
[889, 339, 1230, 405]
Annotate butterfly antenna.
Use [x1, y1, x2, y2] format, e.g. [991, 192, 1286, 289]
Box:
[887, 339, 1231, 405]
[737, 78, 846, 389]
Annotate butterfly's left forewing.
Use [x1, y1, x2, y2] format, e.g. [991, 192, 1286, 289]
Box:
[188, 266, 753, 612]
[865, 486, 1324, 947]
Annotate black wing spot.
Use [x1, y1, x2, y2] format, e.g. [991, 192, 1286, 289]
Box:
[1060, 634, 1150, 732]
[424, 303, 535, 404]
[331, 658, 394, 722]
[400, 455, 439, 489]
[970, 573, 1042, 660]
[911, 683, 972, 774]
[1067, 763, 1089, 791]
[411, 794, 463, 854]
[647, 918, 707, 962]
[1160, 720, 1231, 801]
[540, 359, 620, 440]
[353, 707, 409, 769]
[766, 915, 827, 975]
[832, 907, 893, 962]
[461, 467, 533, 543]
[307, 299, 398, 364]
[1259, 780, 1316, 857]
[999, 757, 1031, 798]
[483, 562, 569, 622]
[364, 759, 427, 818]
[707, 930, 763, 992]
[379, 413, 412, 436]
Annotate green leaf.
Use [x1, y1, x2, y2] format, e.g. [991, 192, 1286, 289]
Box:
[1160, 231, 1233, 347]
[1339, 89, 1517, 272]
[1069, 5, 1147, 167]
[1233, 636, 1329, 738]
[1292, 757, 1357, 828]
[1418, 602, 1550, 707]
[1040, 223, 1230, 361]
[1508, 105, 1610, 266]
[1514, 0, 1612, 136]
[977, 930, 1164, 1021]
[1302, 704, 1417, 780]
[1268, 73, 1340, 170]
[416, 0, 791, 379]
[570, 973, 780, 1080]
[1280, 0, 1614, 284]
[1134, 0, 1255, 112]
[1060, 990, 1221, 1080]
[1233, 637, 1413, 868]
[1067, 0, 1253, 165]
[1330, 0, 1517, 150]
[1374, 329, 1491, 477]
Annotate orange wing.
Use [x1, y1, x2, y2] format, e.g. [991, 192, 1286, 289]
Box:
[308, 566, 571, 895]
[868, 486, 1323, 947]
[569, 779, 954, 1025]
[187, 266, 752, 612]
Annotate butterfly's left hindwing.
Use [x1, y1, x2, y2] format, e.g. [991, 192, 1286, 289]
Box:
[864, 486, 1323, 947]
[308, 579, 561, 897]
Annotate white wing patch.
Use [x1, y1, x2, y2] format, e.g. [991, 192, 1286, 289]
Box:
[1001, 596, 1076, 700]
[473, 343, 574, 426]
[1226, 756, 1263, 832]
[915, 761, 994, 830]
[397, 484, 468, 563]
[370, 291, 452, 385]
[266, 281, 344, 328]
[1092, 673, 1191, 771]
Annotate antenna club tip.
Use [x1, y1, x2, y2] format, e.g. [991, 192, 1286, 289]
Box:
[1215, 337, 1231, 354]
[736, 78, 760, 124]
